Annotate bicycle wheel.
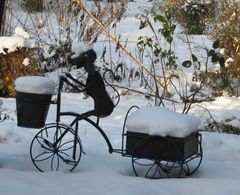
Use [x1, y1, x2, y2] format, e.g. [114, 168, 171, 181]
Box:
[30, 123, 82, 172]
[132, 136, 183, 179]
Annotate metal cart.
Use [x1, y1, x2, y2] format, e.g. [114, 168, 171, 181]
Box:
[17, 71, 202, 179]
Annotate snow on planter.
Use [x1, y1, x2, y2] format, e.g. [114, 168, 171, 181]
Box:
[15, 76, 55, 128]
[15, 76, 55, 94]
[126, 106, 201, 138]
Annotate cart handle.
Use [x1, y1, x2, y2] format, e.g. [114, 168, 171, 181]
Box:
[121, 105, 139, 155]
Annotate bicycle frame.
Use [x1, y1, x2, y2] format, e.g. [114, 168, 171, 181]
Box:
[54, 76, 114, 154]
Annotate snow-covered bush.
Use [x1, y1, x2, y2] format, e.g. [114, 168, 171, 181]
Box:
[207, 0, 240, 96]
[0, 27, 40, 97]
[159, 0, 215, 34]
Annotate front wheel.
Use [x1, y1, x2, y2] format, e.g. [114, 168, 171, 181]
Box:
[30, 123, 82, 172]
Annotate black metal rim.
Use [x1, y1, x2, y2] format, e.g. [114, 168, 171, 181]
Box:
[30, 123, 82, 172]
[183, 138, 203, 176]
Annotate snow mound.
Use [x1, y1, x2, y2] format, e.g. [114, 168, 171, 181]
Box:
[126, 106, 201, 137]
[0, 99, 3, 113]
[0, 27, 35, 54]
[15, 76, 55, 94]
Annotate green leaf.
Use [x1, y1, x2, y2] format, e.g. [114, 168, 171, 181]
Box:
[182, 60, 192, 68]
[154, 15, 166, 23]
[218, 56, 225, 68]
[192, 54, 198, 62]
[171, 24, 176, 32]
[211, 53, 219, 63]
[213, 40, 220, 49]
[208, 49, 215, 57]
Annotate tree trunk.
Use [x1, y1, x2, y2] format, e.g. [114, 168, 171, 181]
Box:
[0, 0, 6, 34]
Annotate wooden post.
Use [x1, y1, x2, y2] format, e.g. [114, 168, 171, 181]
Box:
[0, 0, 6, 35]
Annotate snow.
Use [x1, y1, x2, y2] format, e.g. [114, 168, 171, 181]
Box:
[0, 99, 3, 113]
[126, 106, 201, 137]
[22, 58, 30, 66]
[71, 42, 93, 59]
[15, 76, 55, 94]
[14, 27, 30, 39]
[0, 94, 240, 195]
[0, 27, 35, 54]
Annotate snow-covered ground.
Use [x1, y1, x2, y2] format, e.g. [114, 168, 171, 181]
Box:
[1, 0, 240, 194]
[1, 94, 240, 195]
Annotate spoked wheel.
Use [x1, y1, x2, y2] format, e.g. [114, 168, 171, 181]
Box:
[132, 136, 184, 179]
[30, 123, 82, 172]
[183, 138, 203, 176]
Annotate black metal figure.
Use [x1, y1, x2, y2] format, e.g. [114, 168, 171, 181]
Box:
[70, 49, 114, 117]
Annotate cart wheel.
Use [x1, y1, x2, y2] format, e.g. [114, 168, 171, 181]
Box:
[30, 123, 82, 172]
[132, 136, 183, 179]
[183, 138, 203, 176]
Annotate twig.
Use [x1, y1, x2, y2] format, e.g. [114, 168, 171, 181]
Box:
[197, 105, 221, 133]
[112, 84, 179, 103]
[76, 0, 162, 86]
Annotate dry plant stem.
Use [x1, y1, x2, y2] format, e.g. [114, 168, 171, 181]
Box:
[75, 0, 162, 86]
[146, 18, 172, 106]
[113, 84, 178, 103]
[197, 105, 221, 133]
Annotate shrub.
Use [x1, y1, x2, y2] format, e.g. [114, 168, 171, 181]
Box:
[0, 47, 40, 97]
[206, 0, 240, 96]
[159, 0, 215, 34]
[19, 0, 43, 12]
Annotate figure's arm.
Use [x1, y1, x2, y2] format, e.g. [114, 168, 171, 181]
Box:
[60, 75, 86, 93]
[65, 72, 86, 88]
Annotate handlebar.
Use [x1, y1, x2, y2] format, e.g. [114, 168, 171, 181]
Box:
[60, 74, 85, 93]
[65, 73, 85, 88]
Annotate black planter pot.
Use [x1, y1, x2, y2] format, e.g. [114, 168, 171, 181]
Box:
[16, 91, 52, 128]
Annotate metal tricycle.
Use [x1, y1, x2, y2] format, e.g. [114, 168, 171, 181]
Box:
[15, 69, 202, 179]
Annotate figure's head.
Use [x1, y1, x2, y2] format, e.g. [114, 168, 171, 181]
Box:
[70, 49, 97, 74]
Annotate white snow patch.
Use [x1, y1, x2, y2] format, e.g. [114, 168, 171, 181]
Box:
[15, 76, 55, 94]
[22, 58, 30, 66]
[14, 27, 30, 39]
[126, 106, 201, 137]
[0, 27, 35, 54]
[71, 42, 93, 58]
